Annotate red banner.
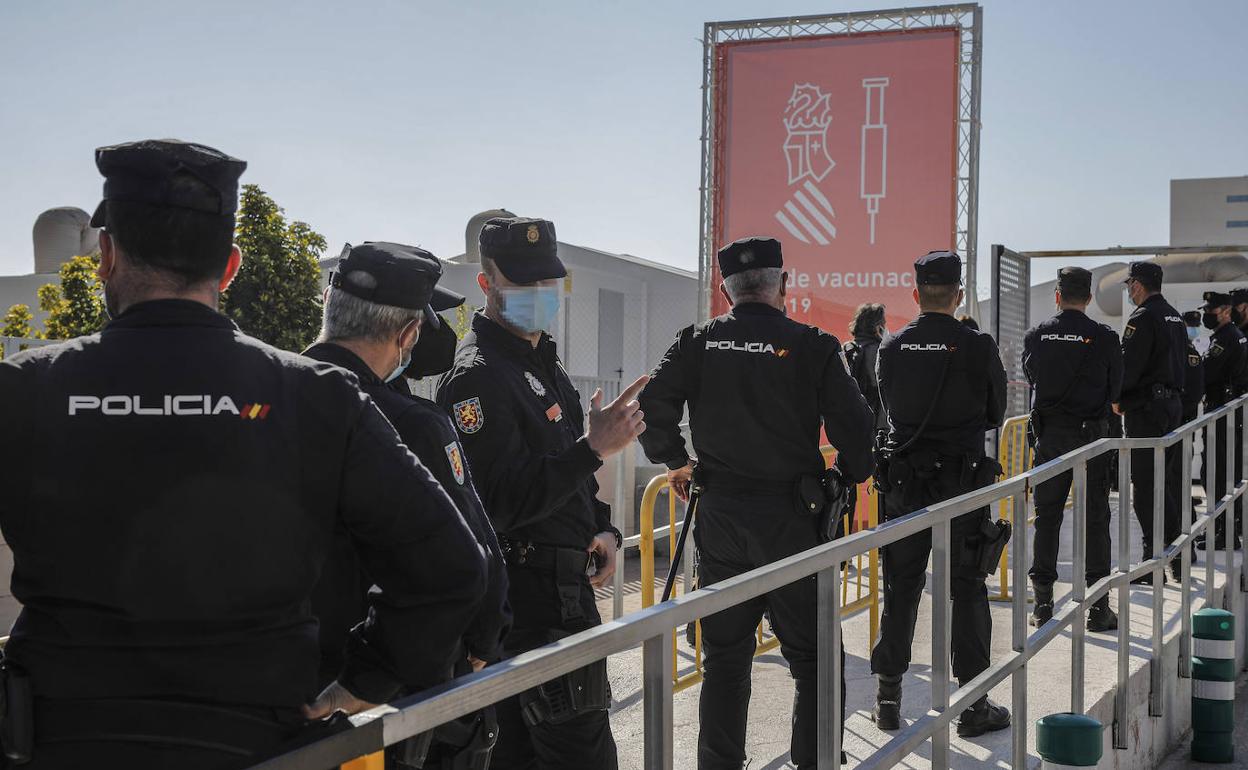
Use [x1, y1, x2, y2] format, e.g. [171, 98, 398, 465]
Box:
[712, 28, 961, 336]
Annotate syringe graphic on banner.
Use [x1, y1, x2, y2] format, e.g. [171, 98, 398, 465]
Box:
[859, 77, 889, 245]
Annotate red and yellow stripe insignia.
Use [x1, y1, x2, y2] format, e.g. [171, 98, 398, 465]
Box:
[239, 403, 272, 420]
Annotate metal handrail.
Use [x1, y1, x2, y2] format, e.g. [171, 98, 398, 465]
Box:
[255, 397, 1248, 770]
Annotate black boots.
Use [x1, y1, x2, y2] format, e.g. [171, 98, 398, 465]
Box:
[956, 696, 1011, 737]
[1086, 596, 1118, 632]
[1031, 583, 1053, 627]
[872, 674, 902, 731]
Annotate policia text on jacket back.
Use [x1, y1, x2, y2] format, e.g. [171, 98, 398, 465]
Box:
[1022, 267, 1123, 632]
[638, 237, 875, 770]
[869, 251, 1012, 738]
[305, 241, 513, 770]
[0, 140, 491, 769]
[438, 217, 644, 770]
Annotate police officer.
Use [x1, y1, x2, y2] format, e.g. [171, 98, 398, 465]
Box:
[637, 236, 875, 770]
[438, 217, 641, 770]
[844, 302, 889, 434]
[869, 251, 1010, 738]
[1116, 262, 1187, 582]
[1022, 267, 1123, 632]
[0, 140, 488, 768]
[1227, 287, 1248, 546]
[1181, 311, 1205, 426]
[1195, 291, 1247, 551]
[305, 242, 512, 768]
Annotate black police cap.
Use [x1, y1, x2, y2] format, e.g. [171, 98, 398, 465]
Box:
[479, 217, 566, 283]
[1182, 310, 1201, 326]
[1231, 287, 1248, 305]
[718, 237, 783, 278]
[89, 139, 247, 228]
[1200, 291, 1233, 310]
[914, 250, 962, 286]
[1056, 266, 1092, 296]
[1124, 261, 1163, 287]
[331, 242, 465, 329]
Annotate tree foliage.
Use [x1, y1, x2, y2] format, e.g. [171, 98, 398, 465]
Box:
[223, 185, 326, 351]
[1, 304, 36, 340]
[38, 253, 106, 340]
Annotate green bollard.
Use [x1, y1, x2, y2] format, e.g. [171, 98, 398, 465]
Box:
[1037, 712, 1102, 768]
[1191, 608, 1235, 764]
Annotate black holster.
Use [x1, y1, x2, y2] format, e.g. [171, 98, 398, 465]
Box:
[818, 468, 855, 544]
[389, 708, 498, 770]
[964, 515, 1012, 576]
[519, 659, 610, 727]
[0, 659, 32, 764]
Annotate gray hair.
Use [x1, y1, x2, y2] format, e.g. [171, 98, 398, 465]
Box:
[723, 267, 784, 304]
[319, 269, 422, 343]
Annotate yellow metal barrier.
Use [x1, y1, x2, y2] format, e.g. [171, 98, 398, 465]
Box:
[639, 447, 880, 694]
[341, 753, 385, 770]
[990, 415, 1033, 601]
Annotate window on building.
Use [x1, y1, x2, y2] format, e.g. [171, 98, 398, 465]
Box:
[1228, 195, 1248, 203]
[1229, 220, 1248, 228]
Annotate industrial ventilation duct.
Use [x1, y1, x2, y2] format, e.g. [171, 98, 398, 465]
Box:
[33, 207, 98, 274]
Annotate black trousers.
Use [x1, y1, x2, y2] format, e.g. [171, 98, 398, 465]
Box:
[1124, 398, 1183, 554]
[491, 565, 617, 770]
[1029, 420, 1112, 587]
[693, 488, 842, 770]
[870, 471, 992, 685]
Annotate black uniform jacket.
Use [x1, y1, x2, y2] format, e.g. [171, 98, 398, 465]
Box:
[878, 312, 1007, 457]
[1022, 309, 1123, 421]
[1182, 339, 1205, 414]
[638, 302, 875, 484]
[1119, 294, 1187, 410]
[0, 300, 487, 709]
[303, 343, 511, 671]
[437, 313, 613, 549]
[1202, 323, 1248, 408]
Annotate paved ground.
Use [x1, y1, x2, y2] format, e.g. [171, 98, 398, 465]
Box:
[594, 488, 1243, 768]
[1157, 675, 1248, 769]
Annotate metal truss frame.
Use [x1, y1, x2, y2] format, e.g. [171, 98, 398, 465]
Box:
[697, 4, 984, 321]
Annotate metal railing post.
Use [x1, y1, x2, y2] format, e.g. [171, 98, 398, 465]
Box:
[817, 565, 842, 769]
[1224, 412, 1235, 602]
[1149, 445, 1164, 717]
[931, 516, 952, 769]
[1206, 417, 1217, 606]
[1113, 447, 1131, 748]
[1179, 431, 1193, 679]
[613, 453, 626, 620]
[1071, 458, 1087, 714]
[643, 630, 674, 770]
[1011, 486, 1029, 768]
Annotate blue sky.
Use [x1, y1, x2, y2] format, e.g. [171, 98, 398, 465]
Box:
[1, 0, 1245, 290]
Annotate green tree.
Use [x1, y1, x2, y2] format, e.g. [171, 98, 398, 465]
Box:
[38, 253, 106, 340]
[1, 304, 37, 339]
[223, 185, 326, 351]
[0, 303, 40, 359]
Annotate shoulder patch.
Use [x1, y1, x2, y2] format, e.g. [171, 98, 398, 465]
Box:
[1123, 324, 1135, 340]
[453, 397, 485, 434]
[445, 441, 466, 484]
[1190, 354, 1201, 366]
[1208, 342, 1224, 358]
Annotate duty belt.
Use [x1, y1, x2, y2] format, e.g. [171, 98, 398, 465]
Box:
[499, 539, 591, 575]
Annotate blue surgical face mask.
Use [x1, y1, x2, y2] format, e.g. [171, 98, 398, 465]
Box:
[384, 325, 416, 383]
[499, 285, 561, 334]
[1188, 326, 1200, 341]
